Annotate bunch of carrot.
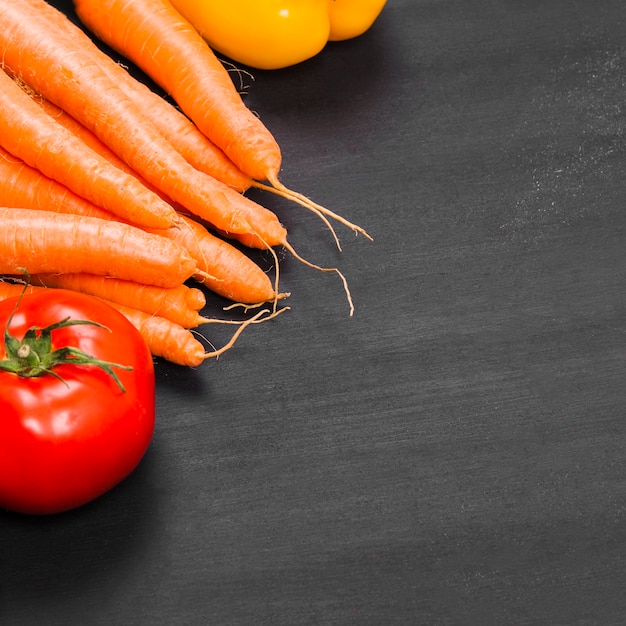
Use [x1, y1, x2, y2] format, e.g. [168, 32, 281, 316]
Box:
[0, 0, 369, 367]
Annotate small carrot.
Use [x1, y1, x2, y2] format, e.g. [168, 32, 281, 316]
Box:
[75, 0, 280, 183]
[31, 93, 182, 208]
[0, 281, 265, 366]
[109, 303, 273, 367]
[1, 0, 287, 247]
[0, 153, 282, 305]
[0, 208, 198, 289]
[0, 68, 177, 231]
[0, 146, 113, 219]
[0, 282, 40, 301]
[30, 274, 209, 329]
[72, 0, 372, 244]
[14, 0, 253, 193]
[152, 214, 281, 305]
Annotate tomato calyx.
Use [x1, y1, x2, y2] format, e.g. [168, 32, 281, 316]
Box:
[0, 312, 133, 392]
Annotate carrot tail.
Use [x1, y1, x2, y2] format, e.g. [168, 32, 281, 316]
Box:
[154, 214, 281, 305]
[31, 273, 209, 329]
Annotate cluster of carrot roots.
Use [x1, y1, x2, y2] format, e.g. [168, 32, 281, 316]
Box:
[0, 0, 371, 368]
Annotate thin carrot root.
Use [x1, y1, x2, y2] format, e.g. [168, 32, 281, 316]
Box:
[223, 291, 291, 314]
[282, 241, 355, 317]
[200, 307, 283, 360]
[256, 176, 374, 245]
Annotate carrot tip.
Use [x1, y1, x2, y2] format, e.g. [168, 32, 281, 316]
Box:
[283, 242, 355, 316]
[257, 177, 373, 246]
[200, 306, 285, 360]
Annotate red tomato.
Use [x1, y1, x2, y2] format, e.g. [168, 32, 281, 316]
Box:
[0, 289, 155, 515]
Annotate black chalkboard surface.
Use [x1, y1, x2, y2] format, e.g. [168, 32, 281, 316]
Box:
[3, 1, 626, 624]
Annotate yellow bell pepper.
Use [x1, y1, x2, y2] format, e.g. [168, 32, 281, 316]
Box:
[169, 0, 387, 71]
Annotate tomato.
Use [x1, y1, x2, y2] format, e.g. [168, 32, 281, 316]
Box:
[0, 289, 155, 515]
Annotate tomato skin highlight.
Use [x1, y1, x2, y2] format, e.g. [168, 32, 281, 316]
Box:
[0, 290, 155, 515]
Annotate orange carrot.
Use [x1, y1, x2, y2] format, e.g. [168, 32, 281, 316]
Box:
[1, 0, 287, 247]
[115, 75, 252, 192]
[0, 208, 198, 288]
[72, 0, 372, 243]
[31, 93, 183, 208]
[109, 303, 272, 367]
[0, 146, 114, 219]
[31, 274, 209, 329]
[151, 214, 280, 304]
[0, 279, 202, 365]
[12, 0, 252, 192]
[0, 152, 281, 305]
[75, 0, 280, 183]
[0, 69, 177, 231]
[22, 96, 276, 301]
[0, 282, 40, 301]
[0, 282, 250, 366]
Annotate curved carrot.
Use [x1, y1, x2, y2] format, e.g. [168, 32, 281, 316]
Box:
[0, 208, 198, 288]
[72, 0, 372, 243]
[0, 146, 113, 219]
[32, 94, 182, 208]
[31, 274, 209, 329]
[0, 282, 40, 301]
[1, 0, 287, 247]
[0, 151, 282, 305]
[111, 303, 272, 367]
[151, 214, 279, 304]
[0, 69, 177, 231]
[0, 282, 277, 366]
[16, 1, 252, 193]
[74, 0, 281, 183]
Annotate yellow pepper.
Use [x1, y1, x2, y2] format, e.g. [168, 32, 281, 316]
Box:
[169, 0, 388, 70]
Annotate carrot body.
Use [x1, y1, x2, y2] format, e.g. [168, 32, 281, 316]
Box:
[0, 282, 206, 366]
[151, 214, 276, 304]
[31, 273, 208, 329]
[0, 146, 113, 220]
[0, 69, 177, 230]
[0, 152, 278, 303]
[1, 0, 286, 247]
[108, 303, 210, 367]
[20, 1, 252, 192]
[74, 0, 282, 183]
[0, 282, 40, 301]
[0, 208, 197, 288]
[33, 94, 181, 207]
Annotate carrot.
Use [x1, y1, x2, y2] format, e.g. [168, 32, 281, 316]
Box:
[0, 208, 198, 289]
[12, 0, 252, 193]
[109, 303, 273, 367]
[1, 0, 287, 248]
[72, 0, 372, 243]
[31, 93, 183, 208]
[19, 0, 246, 184]
[0, 146, 113, 220]
[0, 282, 269, 366]
[0, 151, 282, 305]
[75, 0, 279, 183]
[0, 69, 177, 231]
[152, 214, 281, 305]
[0, 282, 40, 301]
[22, 94, 278, 302]
[30, 274, 209, 329]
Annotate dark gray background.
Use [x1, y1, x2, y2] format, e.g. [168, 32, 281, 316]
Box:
[3, 1, 626, 624]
